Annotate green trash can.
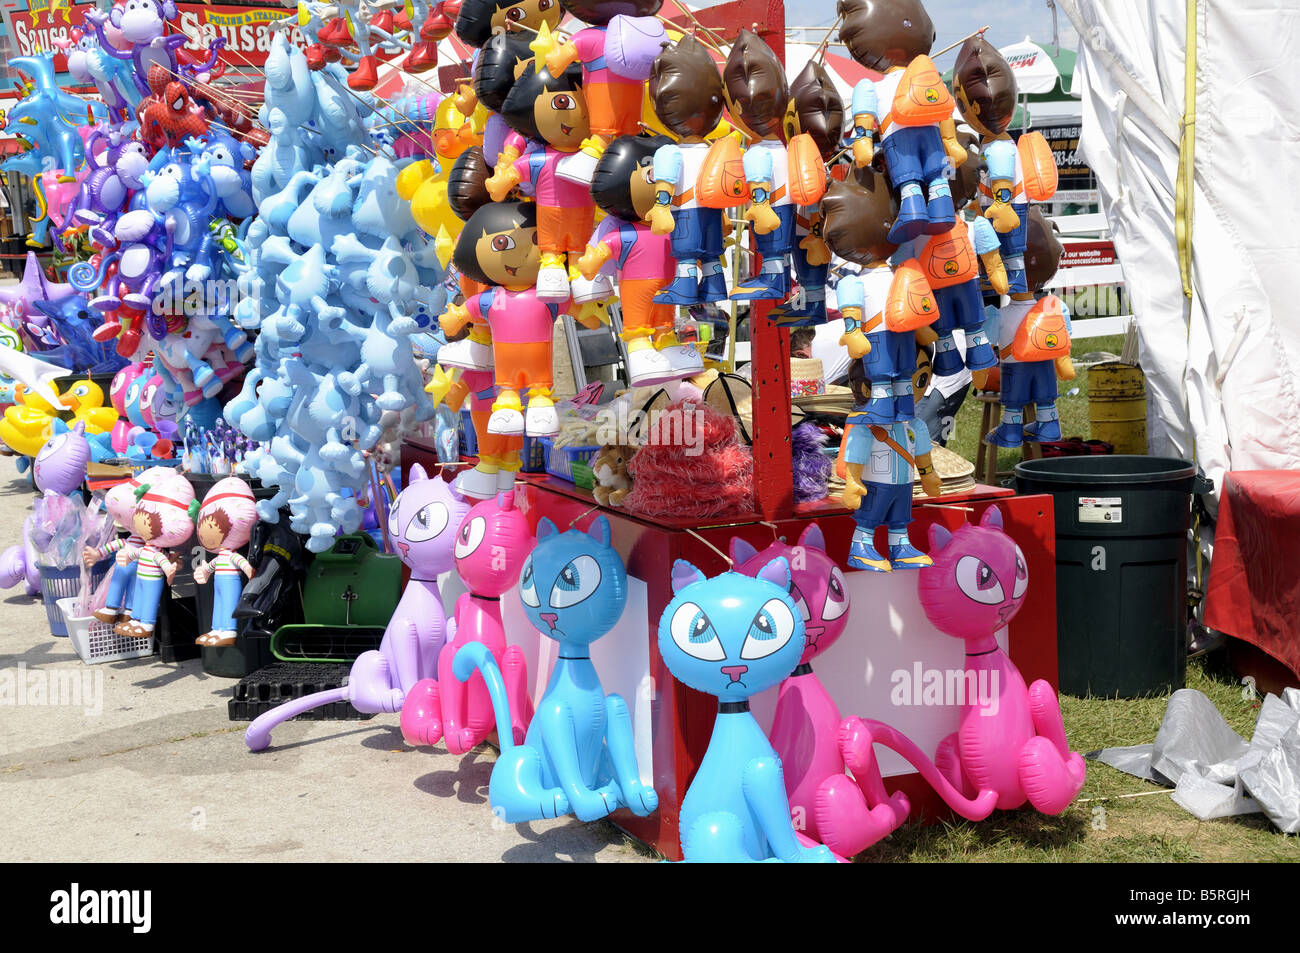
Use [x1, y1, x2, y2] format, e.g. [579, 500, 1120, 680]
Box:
[1015, 455, 1195, 698]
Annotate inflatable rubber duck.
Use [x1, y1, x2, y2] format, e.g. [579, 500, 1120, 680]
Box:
[58, 378, 117, 435]
[0, 381, 62, 457]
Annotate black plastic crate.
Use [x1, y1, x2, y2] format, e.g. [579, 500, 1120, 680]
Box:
[227, 662, 372, 722]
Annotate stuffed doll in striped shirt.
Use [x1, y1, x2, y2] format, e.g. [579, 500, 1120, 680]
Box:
[191, 477, 259, 647]
[82, 466, 175, 624]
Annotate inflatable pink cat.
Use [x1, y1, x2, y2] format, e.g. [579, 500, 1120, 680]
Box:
[841, 506, 1086, 820]
[401, 490, 536, 753]
[733, 525, 910, 859]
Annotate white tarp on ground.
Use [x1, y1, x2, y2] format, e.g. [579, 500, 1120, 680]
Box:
[1059, 0, 1300, 505]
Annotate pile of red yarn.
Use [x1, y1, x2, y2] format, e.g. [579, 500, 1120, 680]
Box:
[622, 400, 753, 519]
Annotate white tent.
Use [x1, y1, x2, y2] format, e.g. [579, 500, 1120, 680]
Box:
[1059, 0, 1300, 510]
[1000, 37, 1063, 95]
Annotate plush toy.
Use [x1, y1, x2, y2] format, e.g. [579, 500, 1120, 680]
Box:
[731, 527, 908, 857]
[245, 465, 470, 750]
[660, 557, 835, 862]
[841, 506, 1087, 817]
[453, 516, 658, 822]
[114, 471, 198, 639]
[580, 134, 702, 384]
[401, 490, 535, 753]
[591, 444, 634, 506]
[839, 0, 964, 244]
[191, 477, 259, 647]
[647, 35, 730, 306]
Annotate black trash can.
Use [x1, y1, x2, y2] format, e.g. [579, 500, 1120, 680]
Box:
[1016, 455, 1195, 698]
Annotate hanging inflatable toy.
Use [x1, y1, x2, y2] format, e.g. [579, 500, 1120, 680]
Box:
[659, 557, 836, 862]
[245, 467, 470, 750]
[453, 516, 658, 822]
[401, 489, 536, 753]
[719, 30, 804, 304]
[191, 477, 259, 647]
[580, 134, 703, 385]
[647, 35, 730, 306]
[839, 0, 964, 244]
[31, 422, 91, 497]
[769, 61, 843, 325]
[839, 507, 1087, 818]
[83, 1, 227, 99]
[541, 0, 666, 170]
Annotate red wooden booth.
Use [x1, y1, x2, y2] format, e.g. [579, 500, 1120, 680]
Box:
[403, 0, 1059, 860]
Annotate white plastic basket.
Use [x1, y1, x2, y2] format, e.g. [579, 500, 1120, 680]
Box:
[58, 598, 155, 665]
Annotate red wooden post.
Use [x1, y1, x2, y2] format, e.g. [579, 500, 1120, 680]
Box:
[664, 0, 794, 521]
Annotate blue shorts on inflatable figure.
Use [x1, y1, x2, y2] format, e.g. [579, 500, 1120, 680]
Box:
[453, 516, 658, 823]
[658, 558, 836, 862]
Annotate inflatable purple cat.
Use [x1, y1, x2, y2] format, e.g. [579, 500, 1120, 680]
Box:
[245, 464, 469, 751]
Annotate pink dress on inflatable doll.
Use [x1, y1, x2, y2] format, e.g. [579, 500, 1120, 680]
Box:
[401, 490, 535, 753]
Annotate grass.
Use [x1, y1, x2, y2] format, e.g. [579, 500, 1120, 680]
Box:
[858, 655, 1299, 862]
[946, 332, 1129, 482]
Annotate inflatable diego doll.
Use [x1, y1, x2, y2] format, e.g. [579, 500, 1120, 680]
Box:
[192, 477, 258, 647]
[114, 471, 197, 639]
[647, 35, 730, 306]
[770, 60, 844, 325]
[579, 134, 703, 385]
[839, 0, 966, 244]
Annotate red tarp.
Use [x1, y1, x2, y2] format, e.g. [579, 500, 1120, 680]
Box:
[1204, 470, 1300, 680]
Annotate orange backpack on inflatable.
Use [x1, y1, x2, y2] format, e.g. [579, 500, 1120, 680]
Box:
[786, 133, 827, 207]
[918, 221, 978, 288]
[696, 135, 750, 208]
[1011, 295, 1071, 361]
[884, 259, 939, 332]
[1017, 131, 1059, 201]
[889, 55, 955, 127]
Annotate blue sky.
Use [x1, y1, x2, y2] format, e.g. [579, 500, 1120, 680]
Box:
[737, 0, 1079, 54]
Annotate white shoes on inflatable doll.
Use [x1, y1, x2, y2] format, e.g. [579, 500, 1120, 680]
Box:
[487, 405, 525, 436]
[437, 338, 493, 371]
[627, 344, 676, 386]
[535, 265, 570, 302]
[556, 149, 599, 186]
[455, 466, 499, 500]
[525, 402, 559, 437]
[571, 272, 613, 304]
[664, 342, 704, 377]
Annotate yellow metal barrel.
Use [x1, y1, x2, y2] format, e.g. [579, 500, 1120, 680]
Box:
[1089, 362, 1148, 454]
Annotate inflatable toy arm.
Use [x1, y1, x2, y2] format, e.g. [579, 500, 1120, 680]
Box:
[841, 461, 866, 510]
[835, 274, 872, 359]
[577, 241, 612, 281]
[742, 147, 781, 235]
[911, 419, 940, 497]
[982, 138, 1021, 233]
[938, 118, 966, 167]
[971, 216, 1008, 295]
[649, 144, 683, 235]
[546, 41, 580, 78]
[439, 300, 472, 337]
[799, 212, 831, 266]
[485, 158, 521, 203]
[850, 79, 878, 167]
